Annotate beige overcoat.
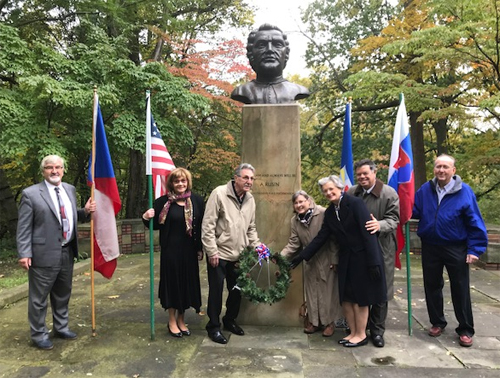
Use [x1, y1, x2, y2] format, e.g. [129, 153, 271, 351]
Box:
[281, 204, 343, 326]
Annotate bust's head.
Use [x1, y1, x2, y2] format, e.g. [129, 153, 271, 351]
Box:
[247, 24, 290, 79]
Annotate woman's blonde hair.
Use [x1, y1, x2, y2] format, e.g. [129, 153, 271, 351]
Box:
[166, 168, 192, 192]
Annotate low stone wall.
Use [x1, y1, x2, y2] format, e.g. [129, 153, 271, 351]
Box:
[78, 219, 160, 257]
[78, 219, 500, 269]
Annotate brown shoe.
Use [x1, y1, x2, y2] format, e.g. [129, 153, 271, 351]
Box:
[322, 323, 335, 337]
[459, 335, 473, 347]
[303, 324, 319, 334]
[428, 326, 443, 337]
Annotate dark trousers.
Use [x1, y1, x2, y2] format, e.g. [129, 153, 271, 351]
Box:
[28, 246, 74, 342]
[421, 242, 474, 337]
[369, 301, 388, 336]
[206, 259, 241, 333]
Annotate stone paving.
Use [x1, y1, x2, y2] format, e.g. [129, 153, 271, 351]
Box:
[0, 253, 499, 378]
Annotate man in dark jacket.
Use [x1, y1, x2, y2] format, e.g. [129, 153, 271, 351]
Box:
[413, 154, 488, 347]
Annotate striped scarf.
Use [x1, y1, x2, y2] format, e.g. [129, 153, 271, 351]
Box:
[158, 191, 193, 236]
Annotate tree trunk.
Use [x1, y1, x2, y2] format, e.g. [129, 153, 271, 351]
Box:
[0, 168, 19, 237]
[434, 118, 448, 156]
[125, 149, 147, 218]
[410, 111, 427, 190]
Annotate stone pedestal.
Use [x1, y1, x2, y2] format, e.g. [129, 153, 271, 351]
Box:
[238, 104, 304, 327]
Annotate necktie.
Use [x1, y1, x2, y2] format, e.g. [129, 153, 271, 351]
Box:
[55, 187, 69, 241]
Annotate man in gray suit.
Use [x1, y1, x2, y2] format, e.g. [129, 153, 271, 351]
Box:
[16, 155, 95, 350]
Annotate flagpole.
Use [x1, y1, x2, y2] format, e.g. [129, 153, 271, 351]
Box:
[399, 92, 413, 336]
[90, 87, 97, 336]
[405, 221, 413, 335]
[146, 90, 156, 341]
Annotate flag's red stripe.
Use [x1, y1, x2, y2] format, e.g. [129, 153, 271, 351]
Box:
[152, 156, 174, 163]
[151, 144, 169, 152]
[93, 240, 117, 279]
[94, 177, 121, 214]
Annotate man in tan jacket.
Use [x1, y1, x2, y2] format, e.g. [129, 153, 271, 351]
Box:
[348, 159, 399, 348]
[202, 163, 260, 344]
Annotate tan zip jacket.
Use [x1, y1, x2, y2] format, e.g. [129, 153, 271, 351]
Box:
[202, 181, 260, 261]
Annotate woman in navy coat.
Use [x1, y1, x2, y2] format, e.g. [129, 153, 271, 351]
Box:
[291, 175, 386, 347]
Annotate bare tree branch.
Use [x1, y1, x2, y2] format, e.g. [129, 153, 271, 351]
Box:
[314, 100, 400, 146]
[15, 11, 98, 27]
[476, 180, 500, 200]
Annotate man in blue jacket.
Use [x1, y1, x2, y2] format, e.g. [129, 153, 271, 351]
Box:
[413, 154, 488, 347]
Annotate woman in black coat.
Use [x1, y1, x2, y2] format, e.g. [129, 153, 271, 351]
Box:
[143, 168, 204, 338]
[291, 175, 386, 347]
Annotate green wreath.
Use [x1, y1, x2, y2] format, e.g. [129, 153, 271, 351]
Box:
[236, 245, 291, 305]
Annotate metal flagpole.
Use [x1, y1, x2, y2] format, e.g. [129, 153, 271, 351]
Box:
[146, 90, 155, 341]
[90, 87, 97, 336]
[405, 221, 413, 335]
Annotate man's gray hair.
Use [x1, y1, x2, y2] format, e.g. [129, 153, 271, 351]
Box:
[40, 155, 65, 174]
[435, 154, 455, 167]
[318, 175, 344, 190]
[234, 163, 256, 177]
[354, 158, 377, 172]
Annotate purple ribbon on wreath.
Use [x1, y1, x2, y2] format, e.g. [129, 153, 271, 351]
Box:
[255, 243, 270, 266]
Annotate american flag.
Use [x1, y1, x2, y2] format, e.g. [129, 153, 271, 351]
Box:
[146, 95, 175, 199]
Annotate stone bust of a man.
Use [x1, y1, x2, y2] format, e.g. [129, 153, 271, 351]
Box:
[231, 24, 310, 105]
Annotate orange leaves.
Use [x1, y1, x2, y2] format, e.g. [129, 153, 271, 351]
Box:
[165, 37, 253, 104]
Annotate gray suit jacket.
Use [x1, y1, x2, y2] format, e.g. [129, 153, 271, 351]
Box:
[16, 181, 87, 267]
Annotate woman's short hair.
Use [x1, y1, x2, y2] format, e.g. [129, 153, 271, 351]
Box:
[167, 168, 192, 192]
[291, 190, 310, 203]
[318, 175, 344, 190]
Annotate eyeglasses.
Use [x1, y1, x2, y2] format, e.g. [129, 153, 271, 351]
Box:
[44, 166, 63, 170]
[238, 175, 255, 181]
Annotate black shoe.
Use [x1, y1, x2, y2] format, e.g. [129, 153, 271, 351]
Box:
[224, 321, 244, 336]
[372, 334, 385, 347]
[34, 339, 54, 350]
[344, 337, 369, 348]
[338, 338, 349, 345]
[168, 326, 182, 338]
[180, 328, 191, 336]
[209, 330, 228, 344]
[54, 330, 77, 340]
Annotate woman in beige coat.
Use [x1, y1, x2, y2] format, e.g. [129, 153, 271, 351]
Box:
[281, 190, 343, 336]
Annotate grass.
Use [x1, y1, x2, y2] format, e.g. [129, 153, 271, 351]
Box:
[0, 235, 28, 291]
[0, 235, 90, 291]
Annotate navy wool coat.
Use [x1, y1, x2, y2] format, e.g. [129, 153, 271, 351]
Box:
[301, 193, 387, 306]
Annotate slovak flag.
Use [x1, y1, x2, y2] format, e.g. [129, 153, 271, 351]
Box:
[388, 93, 414, 269]
[88, 94, 122, 279]
[340, 102, 354, 190]
[146, 93, 175, 199]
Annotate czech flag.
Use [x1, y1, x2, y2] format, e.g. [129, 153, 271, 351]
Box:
[340, 102, 354, 190]
[388, 93, 414, 269]
[88, 94, 122, 279]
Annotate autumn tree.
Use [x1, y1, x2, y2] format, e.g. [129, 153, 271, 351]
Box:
[300, 0, 399, 197]
[0, 0, 255, 228]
